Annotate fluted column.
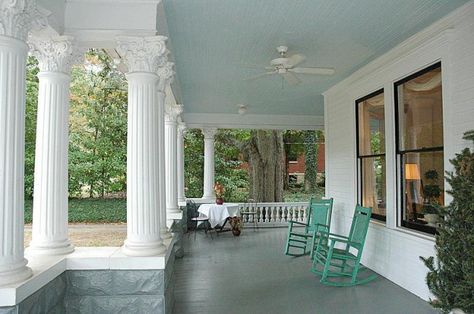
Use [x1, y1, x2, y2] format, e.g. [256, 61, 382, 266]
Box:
[177, 122, 187, 205]
[0, 1, 39, 286]
[202, 128, 217, 201]
[117, 36, 168, 256]
[157, 62, 174, 237]
[27, 35, 81, 255]
[165, 104, 183, 215]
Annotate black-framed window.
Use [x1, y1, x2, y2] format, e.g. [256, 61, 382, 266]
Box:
[395, 62, 444, 234]
[356, 89, 386, 221]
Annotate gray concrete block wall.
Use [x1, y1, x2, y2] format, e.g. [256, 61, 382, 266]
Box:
[0, 245, 177, 314]
[0, 273, 67, 314]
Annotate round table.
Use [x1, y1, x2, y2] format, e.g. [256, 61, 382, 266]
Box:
[197, 203, 240, 228]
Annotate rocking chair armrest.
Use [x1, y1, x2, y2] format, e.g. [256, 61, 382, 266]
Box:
[319, 230, 349, 240]
[288, 220, 308, 227]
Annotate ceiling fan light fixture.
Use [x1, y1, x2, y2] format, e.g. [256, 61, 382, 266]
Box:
[237, 104, 248, 115]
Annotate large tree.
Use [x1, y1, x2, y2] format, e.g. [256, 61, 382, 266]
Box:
[241, 130, 285, 202]
[69, 50, 128, 197]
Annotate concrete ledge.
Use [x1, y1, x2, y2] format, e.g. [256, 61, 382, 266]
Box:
[0, 237, 177, 307]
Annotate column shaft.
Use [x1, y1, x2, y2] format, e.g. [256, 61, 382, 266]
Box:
[123, 72, 165, 256]
[202, 129, 217, 200]
[157, 91, 171, 239]
[0, 36, 32, 285]
[165, 118, 179, 214]
[29, 72, 73, 255]
[177, 125, 186, 205]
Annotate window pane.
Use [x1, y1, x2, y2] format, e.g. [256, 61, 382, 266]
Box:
[401, 150, 444, 233]
[358, 92, 385, 155]
[397, 65, 443, 151]
[361, 156, 386, 219]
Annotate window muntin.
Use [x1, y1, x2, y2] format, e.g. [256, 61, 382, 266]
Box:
[356, 90, 386, 221]
[395, 62, 444, 234]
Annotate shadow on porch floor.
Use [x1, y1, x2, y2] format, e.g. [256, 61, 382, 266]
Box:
[174, 228, 436, 314]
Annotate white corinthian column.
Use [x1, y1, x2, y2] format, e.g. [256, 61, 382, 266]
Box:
[201, 128, 217, 201]
[0, 1, 40, 286]
[165, 104, 183, 215]
[28, 35, 81, 255]
[117, 36, 168, 256]
[157, 62, 174, 237]
[177, 122, 187, 206]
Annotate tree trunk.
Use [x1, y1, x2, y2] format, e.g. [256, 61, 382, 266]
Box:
[242, 130, 285, 202]
[304, 130, 317, 192]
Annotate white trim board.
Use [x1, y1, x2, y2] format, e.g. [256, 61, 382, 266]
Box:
[183, 113, 324, 130]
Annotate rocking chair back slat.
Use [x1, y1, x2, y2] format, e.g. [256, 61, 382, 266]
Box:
[285, 197, 333, 257]
[348, 205, 372, 248]
[309, 198, 334, 233]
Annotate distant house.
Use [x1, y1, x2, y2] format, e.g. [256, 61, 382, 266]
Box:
[288, 144, 325, 185]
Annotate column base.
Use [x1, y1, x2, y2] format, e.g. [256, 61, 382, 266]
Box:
[160, 230, 172, 240]
[0, 259, 32, 286]
[27, 240, 75, 256]
[166, 206, 181, 214]
[122, 239, 167, 257]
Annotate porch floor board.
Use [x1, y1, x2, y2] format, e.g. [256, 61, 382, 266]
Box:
[174, 228, 436, 314]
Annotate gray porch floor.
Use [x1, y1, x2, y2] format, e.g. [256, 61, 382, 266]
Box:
[173, 228, 436, 314]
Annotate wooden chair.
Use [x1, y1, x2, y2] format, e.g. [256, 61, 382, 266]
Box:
[311, 204, 377, 286]
[187, 200, 213, 240]
[284, 198, 333, 257]
[240, 198, 258, 231]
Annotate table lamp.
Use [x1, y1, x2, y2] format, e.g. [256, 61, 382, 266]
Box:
[405, 163, 421, 221]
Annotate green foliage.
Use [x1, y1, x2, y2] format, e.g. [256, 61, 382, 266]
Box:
[283, 187, 324, 202]
[420, 130, 474, 313]
[184, 129, 249, 202]
[69, 49, 128, 197]
[24, 198, 126, 224]
[215, 129, 249, 202]
[184, 129, 204, 198]
[304, 130, 318, 192]
[25, 57, 39, 198]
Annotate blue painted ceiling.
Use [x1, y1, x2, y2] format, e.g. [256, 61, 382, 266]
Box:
[163, 0, 468, 116]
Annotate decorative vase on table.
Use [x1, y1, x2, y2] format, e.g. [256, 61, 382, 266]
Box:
[214, 182, 225, 205]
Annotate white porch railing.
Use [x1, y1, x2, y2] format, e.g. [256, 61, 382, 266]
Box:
[239, 202, 309, 227]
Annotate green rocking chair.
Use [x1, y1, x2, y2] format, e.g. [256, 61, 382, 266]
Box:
[311, 204, 377, 286]
[284, 198, 334, 257]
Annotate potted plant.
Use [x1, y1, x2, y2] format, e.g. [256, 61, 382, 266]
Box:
[214, 182, 225, 204]
[421, 169, 441, 225]
[420, 130, 474, 313]
[229, 216, 243, 236]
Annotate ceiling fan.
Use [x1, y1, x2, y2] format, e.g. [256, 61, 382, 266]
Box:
[244, 46, 335, 86]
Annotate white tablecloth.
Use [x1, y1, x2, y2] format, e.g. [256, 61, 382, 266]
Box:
[198, 203, 240, 228]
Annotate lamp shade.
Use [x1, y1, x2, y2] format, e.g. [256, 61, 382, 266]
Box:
[405, 163, 421, 180]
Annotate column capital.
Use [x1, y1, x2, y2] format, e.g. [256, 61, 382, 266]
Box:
[178, 122, 187, 136]
[29, 35, 83, 73]
[202, 128, 217, 139]
[157, 61, 174, 91]
[0, 1, 47, 41]
[165, 104, 183, 123]
[116, 36, 168, 73]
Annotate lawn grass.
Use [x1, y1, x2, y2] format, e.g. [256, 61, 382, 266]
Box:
[24, 198, 126, 224]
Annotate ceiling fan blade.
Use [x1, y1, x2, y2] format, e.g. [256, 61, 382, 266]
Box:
[282, 72, 301, 86]
[244, 71, 276, 81]
[286, 54, 306, 67]
[290, 67, 335, 75]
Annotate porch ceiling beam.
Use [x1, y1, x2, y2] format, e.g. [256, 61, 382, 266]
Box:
[182, 113, 324, 131]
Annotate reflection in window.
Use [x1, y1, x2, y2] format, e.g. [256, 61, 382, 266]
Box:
[357, 90, 386, 221]
[395, 62, 444, 234]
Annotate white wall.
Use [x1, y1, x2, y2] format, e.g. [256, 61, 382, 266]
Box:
[323, 1, 474, 300]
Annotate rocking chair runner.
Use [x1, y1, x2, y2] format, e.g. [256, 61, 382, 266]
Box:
[311, 205, 377, 286]
[284, 198, 334, 257]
